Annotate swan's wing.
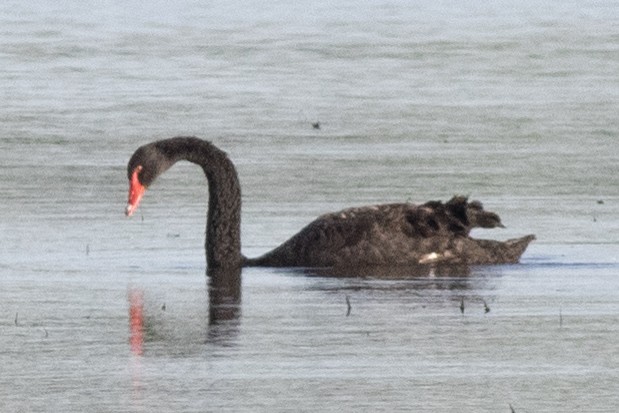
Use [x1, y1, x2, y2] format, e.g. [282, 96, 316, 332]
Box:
[253, 203, 439, 266]
[249, 201, 532, 267]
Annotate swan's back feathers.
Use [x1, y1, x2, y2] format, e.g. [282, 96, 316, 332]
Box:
[247, 196, 530, 267]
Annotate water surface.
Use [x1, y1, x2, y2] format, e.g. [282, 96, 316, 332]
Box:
[1, 1, 618, 411]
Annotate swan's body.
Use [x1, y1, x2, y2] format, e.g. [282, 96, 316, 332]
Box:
[245, 202, 534, 267]
[126, 137, 534, 270]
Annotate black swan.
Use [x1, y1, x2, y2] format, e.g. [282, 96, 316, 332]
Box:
[125, 137, 535, 269]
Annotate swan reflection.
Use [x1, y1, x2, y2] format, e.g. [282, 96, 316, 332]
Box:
[126, 268, 242, 355]
[205, 267, 242, 344]
[301, 263, 472, 279]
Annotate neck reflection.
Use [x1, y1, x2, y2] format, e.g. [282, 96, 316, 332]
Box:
[206, 266, 242, 343]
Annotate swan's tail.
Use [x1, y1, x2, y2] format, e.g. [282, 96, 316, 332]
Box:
[505, 234, 536, 262]
[477, 234, 536, 264]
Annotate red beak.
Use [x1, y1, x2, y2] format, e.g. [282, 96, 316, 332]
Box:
[125, 166, 146, 217]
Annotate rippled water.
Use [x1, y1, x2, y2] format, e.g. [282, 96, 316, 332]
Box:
[1, 1, 618, 411]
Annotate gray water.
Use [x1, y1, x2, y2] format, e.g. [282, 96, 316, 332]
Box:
[1, 0, 618, 411]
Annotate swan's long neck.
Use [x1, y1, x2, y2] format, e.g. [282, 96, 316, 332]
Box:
[163, 138, 242, 269]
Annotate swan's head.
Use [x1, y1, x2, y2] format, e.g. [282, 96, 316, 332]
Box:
[125, 142, 174, 217]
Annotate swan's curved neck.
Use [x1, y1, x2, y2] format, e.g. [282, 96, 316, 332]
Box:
[164, 138, 242, 269]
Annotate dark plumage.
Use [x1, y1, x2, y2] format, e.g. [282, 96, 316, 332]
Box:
[125, 137, 535, 270]
[247, 199, 532, 267]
